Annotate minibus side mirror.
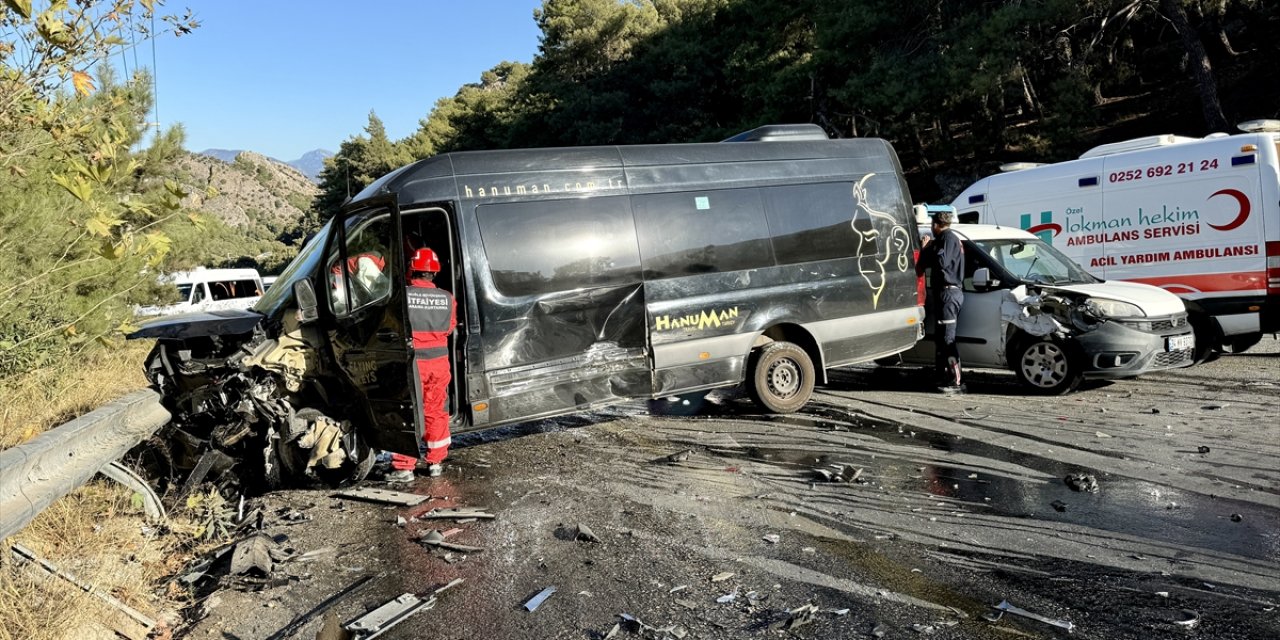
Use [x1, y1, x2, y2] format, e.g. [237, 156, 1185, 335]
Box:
[294, 279, 319, 324]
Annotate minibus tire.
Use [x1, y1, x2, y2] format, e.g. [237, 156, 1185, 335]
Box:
[1222, 332, 1262, 354]
[1012, 338, 1081, 395]
[748, 341, 815, 414]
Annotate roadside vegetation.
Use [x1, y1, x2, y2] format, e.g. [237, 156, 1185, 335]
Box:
[316, 0, 1280, 218]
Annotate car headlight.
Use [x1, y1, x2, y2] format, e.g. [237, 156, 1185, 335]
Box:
[1086, 298, 1146, 318]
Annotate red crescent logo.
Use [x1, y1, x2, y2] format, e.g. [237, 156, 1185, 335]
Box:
[1026, 223, 1063, 237]
[1207, 189, 1251, 231]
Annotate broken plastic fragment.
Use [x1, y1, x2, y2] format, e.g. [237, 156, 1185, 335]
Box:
[523, 586, 556, 612]
[716, 592, 736, 604]
[990, 600, 1075, 632]
[575, 523, 602, 543]
[762, 534, 780, 544]
[710, 572, 735, 582]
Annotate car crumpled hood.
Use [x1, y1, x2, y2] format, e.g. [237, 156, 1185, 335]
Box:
[1042, 281, 1187, 317]
[128, 308, 264, 340]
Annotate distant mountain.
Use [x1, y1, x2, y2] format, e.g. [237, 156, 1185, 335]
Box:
[197, 148, 333, 183]
[286, 149, 332, 183]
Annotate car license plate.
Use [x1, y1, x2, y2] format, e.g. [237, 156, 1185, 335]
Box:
[1166, 334, 1194, 351]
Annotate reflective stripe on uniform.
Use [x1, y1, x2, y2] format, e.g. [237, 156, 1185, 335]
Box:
[939, 319, 957, 324]
[425, 436, 452, 449]
[415, 347, 448, 359]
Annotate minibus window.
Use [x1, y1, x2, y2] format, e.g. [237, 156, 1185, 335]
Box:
[633, 188, 773, 279]
[176, 284, 194, 303]
[477, 196, 641, 297]
[761, 182, 860, 265]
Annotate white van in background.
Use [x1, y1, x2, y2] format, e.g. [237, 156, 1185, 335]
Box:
[952, 120, 1280, 357]
[136, 267, 265, 317]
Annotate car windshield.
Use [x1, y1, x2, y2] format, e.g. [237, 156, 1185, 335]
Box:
[254, 219, 334, 317]
[971, 237, 1097, 285]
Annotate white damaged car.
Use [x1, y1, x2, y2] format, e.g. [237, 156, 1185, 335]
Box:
[901, 224, 1195, 393]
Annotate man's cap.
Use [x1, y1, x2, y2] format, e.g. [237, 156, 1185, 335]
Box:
[930, 210, 955, 225]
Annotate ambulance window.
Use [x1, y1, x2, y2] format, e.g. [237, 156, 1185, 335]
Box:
[761, 182, 860, 265]
[477, 196, 641, 297]
[633, 187, 774, 279]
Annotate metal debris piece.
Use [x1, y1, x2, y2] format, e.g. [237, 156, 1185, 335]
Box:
[990, 600, 1075, 633]
[1094, 431, 1112, 438]
[782, 603, 819, 630]
[524, 586, 556, 612]
[230, 533, 277, 576]
[710, 572, 735, 583]
[265, 575, 374, 640]
[575, 523, 602, 543]
[1051, 500, 1068, 513]
[100, 461, 167, 522]
[665, 449, 693, 464]
[333, 488, 428, 506]
[830, 608, 850, 616]
[10, 543, 156, 638]
[1064, 473, 1099, 493]
[762, 534, 780, 544]
[814, 464, 863, 483]
[418, 530, 484, 553]
[417, 507, 495, 520]
[669, 584, 689, 593]
[344, 593, 435, 639]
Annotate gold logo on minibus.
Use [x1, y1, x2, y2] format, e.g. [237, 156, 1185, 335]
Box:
[654, 306, 740, 332]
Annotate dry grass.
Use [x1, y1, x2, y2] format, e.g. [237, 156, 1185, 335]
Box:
[0, 340, 209, 640]
[0, 341, 152, 449]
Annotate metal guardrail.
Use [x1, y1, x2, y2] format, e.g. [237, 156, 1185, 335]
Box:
[0, 390, 170, 541]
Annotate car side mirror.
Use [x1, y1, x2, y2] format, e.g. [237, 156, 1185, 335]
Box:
[294, 279, 319, 324]
[972, 267, 997, 290]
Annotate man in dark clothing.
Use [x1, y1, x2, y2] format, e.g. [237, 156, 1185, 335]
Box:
[387, 247, 457, 482]
[915, 210, 965, 393]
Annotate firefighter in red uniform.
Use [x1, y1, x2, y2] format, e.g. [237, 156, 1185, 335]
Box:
[386, 247, 456, 481]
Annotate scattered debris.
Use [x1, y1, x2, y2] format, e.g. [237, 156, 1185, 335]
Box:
[814, 465, 863, 483]
[781, 603, 819, 630]
[575, 523, 602, 543]
[987, 600, 1075, 633]
[911, 623, 936, 634]
[664, 449, 693, 464]
[1149, 408, 1161, 414]
[417, 507, 495, 520]
[1198, 446, 1211, 454]
[345, 593, 435, 638]
[602, 622, 620, 640]
[9, 543, 156, 639]
[395, 516, 407, 527]
[669, 584, 689, 593]
[1094, 431, 1112, 438]
[762, 534, 780, 544]
[716, 592, 737, 604]
[524, 586, 556, 612]
[710, 572, 735, 583]
[675, 599, 698, 610]
[1051, 500, 1068, 513]
[830, 608, 850, 616]
[229, 533, 277, 577]
[1064, 473, 1099, 493]
[264, 575, 373, 640]
[1230, 513, 1243, 522]
[1155, 592, 1169, 598]
[1172, 609, 1201, 629]
[418, 530, 484, 553]
[333, 488, 428, 507]
[871, 623, 888, 638]
[1201, 404, 1226, 411]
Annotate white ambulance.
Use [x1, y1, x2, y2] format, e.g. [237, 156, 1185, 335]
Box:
[952, 120, 1280, 357]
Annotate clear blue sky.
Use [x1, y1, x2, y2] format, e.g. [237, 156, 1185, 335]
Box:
[137, 0, 545, 161]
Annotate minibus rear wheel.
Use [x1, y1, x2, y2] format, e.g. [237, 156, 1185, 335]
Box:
[748, 341, 815, 413]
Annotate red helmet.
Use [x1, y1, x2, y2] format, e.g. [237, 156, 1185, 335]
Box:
[409, 247, 441, 273]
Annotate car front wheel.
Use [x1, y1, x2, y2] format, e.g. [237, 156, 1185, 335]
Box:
[1013, 338, 1081, 395]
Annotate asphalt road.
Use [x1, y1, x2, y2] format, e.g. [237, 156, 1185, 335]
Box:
[185, 337, 1279, 640]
